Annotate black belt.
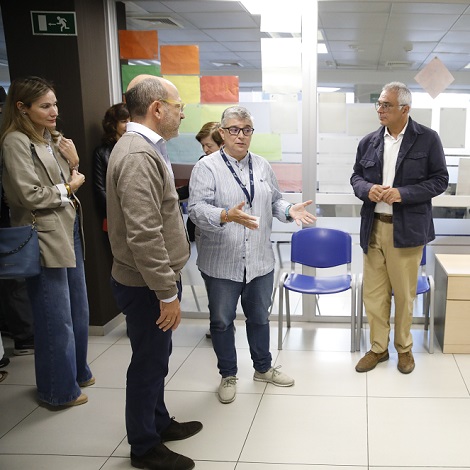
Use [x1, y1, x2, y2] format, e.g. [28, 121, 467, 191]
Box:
[374, 213, 393, 224]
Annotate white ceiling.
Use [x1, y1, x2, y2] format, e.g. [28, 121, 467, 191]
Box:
[123, 0, 470, 92]
[1, 1, 469, 92]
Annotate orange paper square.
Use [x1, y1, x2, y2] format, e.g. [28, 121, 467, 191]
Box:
[119, 30, 159, 60]
[200, 76, 239, 104]
[160, 45, 200, 75]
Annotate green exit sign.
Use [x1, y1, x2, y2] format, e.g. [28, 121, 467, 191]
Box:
[31, 11, 77, 36]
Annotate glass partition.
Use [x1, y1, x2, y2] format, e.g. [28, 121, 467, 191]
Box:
[108, 0, 470, 320]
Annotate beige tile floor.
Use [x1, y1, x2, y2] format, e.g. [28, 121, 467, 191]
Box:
[2, 309, 470, 470]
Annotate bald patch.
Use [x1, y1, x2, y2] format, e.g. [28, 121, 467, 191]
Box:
[126, 74, 158, 92]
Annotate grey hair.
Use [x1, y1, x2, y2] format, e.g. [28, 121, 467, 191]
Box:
[221, 106, 254, 127]
[125, 77, 168, 118]
[382, 81, 412, 107]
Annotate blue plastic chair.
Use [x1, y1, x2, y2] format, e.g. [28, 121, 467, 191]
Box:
[356, 246, 435, 353]
[277, 227, 357, 352]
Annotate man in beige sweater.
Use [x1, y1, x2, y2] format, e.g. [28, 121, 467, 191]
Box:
[106, 76, 201, 470]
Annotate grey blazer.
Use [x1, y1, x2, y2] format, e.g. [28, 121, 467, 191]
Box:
[1, 131, 83, 268]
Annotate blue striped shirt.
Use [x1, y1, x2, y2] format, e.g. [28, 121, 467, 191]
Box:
[188, 149, 292, 283]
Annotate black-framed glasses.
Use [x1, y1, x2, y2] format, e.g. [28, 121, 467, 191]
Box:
[375, 101, 407, 111]
[222, 126, 255, 136]
[161, 98, 186, 112]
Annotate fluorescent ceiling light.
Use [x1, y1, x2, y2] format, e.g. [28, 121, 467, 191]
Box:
[241, 0, 265, 14]
[128, 60, 161, 66]
[241, 0, 313, 14]
[318, 87, 340, 92]
[317, 43, 328, 54]
[465, 63, 470, 69]
[261, 11, 301, 34]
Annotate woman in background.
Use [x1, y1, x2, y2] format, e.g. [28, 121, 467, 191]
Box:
[92, 102, 129, 231]
[0, 76, 93, 407]
[185, 121, 223, 242]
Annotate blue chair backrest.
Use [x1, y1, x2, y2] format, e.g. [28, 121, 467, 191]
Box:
[421, 246, 426, 266]
[290, 227, 352, 268]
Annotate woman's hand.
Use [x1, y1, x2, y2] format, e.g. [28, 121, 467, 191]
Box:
[68, 169, 86, 193]
[289, 200, 317, 226]
[58, 137, 79, 171]
[226, 201, 260, 230]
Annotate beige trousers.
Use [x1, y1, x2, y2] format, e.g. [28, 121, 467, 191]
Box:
[363, 219, 423, 353]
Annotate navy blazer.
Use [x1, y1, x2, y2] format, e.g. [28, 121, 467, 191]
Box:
[350, 117, 449, 253]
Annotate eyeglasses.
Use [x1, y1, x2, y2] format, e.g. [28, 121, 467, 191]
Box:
[161, 98, 185, 112]
[375, 102, 407, 111]
[222, 126, 255, 136]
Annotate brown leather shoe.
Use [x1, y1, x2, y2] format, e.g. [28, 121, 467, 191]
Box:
[398, 351, 415, 374]
[355, 350, 389, 372]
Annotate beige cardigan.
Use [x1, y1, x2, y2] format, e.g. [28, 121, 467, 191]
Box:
[106, 132, 190, 300]
[2, 131, 82, 268]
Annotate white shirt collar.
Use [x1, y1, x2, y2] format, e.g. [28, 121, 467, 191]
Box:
[384, 118, 409, 139]
[126, 121, 168, 158]
[125, 122, 172, 176]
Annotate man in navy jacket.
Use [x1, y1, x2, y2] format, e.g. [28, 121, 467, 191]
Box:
[351, 81, 448, 374]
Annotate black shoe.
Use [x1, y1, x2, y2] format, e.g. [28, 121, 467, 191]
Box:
[131, 443, 195, 470]
[0, 355, 10, 368]
[0, 325, 12, 338]
[161, 417, 203, 443]
[14, 336, 34, 356]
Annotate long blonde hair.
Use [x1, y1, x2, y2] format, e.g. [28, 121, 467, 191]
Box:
[0, 76, 62, 146]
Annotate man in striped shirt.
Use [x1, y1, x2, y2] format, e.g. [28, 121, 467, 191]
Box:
[189, 106, 316, 404]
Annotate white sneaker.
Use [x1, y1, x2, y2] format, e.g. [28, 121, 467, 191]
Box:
[253, 366, 294, 387]
[218, 376, 237, 404]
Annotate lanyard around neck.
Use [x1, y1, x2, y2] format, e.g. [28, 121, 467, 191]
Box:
[220, 146, 254, 208]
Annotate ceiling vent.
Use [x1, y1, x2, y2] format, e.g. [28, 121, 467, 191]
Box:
[385, 60, 413, 68]
[211, 61, 244, 68]
[128, 16, 183, 29]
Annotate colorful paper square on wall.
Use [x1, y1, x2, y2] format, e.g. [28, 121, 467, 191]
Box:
[178, 104, 202, 134]
[160, 45, 200, 75]
[200, 76, 239, 103]
[250, 134, 282, 161]
[163, 75, 200, 104]
[119, 30, 159, 60]
[121, 65, 161, 93]
[201, 104, 229, 125]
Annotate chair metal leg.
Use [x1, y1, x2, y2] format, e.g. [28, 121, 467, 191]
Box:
[356, 274, 363, 351]
[315, 295, 321, 315]
[423, 290, 431, 331]
[190, 285, 201, 312]
[278, 272, 288, 350]
[269, 285, 277, 314]
[286, 289, 291, 328]
[350, 276, 357, 352]
[428, 276, 435, 354]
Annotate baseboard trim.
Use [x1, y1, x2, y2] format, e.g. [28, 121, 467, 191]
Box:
[89, 312, 125, 336]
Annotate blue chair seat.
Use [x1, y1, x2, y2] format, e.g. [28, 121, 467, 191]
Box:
[416, 276, 430, 295]
[284, 273, 352, 295]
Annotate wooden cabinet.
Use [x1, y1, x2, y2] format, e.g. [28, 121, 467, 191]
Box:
[434, 254, 470, 353]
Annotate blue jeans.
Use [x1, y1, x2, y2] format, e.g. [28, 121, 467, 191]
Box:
[26, 215, 92, 405]
[201, 270, 273, 377]
[111, 278, 182, 457]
